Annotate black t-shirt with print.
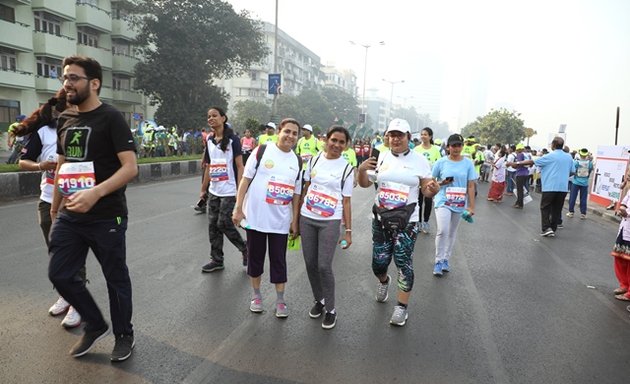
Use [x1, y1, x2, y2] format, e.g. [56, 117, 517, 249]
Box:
[57, 103, 136, 219]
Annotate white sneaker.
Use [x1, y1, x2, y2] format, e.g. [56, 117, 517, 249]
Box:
[61, 306, 82, 328]
[48, 297, 70, 316]
[566, 212, 574, 217]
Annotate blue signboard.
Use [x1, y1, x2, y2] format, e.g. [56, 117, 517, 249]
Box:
[268, 73, 282, 95]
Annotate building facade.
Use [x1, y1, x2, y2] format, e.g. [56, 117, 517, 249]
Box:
[217, 21, 325, 113]
[0, 0, 146, 138]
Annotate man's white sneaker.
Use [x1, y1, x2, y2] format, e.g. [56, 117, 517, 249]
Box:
[61, 306, 82, 328]
[49, 297, 70, 316]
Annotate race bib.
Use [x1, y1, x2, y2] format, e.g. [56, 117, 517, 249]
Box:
[266, 176, 295, 205]
[57, 161, 95, 197]
[305, 184, 339, 217]
[209, 159, 229, 182]
[377, 181, 410, 209]
[576, 162, 590, 177]
[445, 187, 467, 208]
[301, 154, 313, 164]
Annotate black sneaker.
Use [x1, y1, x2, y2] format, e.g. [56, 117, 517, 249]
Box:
[111, 334, 135, 362]
[322, 312, 337, 330]
[69, 324, 110, 357]
[201, 260, 224, 273]
[309, 301, 325, 319]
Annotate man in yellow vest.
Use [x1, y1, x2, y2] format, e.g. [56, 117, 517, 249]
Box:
[257, 122, 278, 145]
[296, 124, 320, 167]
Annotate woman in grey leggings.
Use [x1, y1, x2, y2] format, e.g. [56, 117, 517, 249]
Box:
[299, 126, 354, 330]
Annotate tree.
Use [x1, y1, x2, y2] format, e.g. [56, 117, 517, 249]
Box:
[232, 100, 270, 133]
[320, 87, 360, 126]
[524, 127, 537, 146]
[461, 108, 526, 146]
[126, 0, 269, 130]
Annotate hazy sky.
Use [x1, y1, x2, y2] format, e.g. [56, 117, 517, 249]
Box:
[227, 0, 630, 150]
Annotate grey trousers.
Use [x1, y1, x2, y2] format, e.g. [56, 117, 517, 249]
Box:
[299, 216, 341, 312]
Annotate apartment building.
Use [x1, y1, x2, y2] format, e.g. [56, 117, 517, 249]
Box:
[321, 65, 357, 97]
[217, 21, 325, 113]
[0, 0, 146, 136]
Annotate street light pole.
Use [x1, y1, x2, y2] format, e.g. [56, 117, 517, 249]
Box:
[350, 40, 384, 136]
[382, 78, 404, 123]
[271, 0, 279, 121]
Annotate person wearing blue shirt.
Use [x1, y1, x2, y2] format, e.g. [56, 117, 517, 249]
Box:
[567, 148, 593, 219]
[511, 136, 573, 237]
[431, 134, 477, 276]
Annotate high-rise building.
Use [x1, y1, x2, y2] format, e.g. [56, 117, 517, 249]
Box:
[0, 0, 147, 135]
[217, 21, 323, 113]
[321, 65, 357, 97]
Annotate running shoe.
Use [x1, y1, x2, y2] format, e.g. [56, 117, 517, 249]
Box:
[375, 275, 391, 302]
[540, 228, 555, 237]
[566, 212, 574, 217]
[111, 334, 135, 362]
[322, 312, 337, 329]
[441, 259, 450, 273]
[69, 324, 110, 358]
[275, 302, 288, 318]
[201, 260, 224, 273]
[61, 306, 81, 328]
[49, 296, 70, 316]
[433, 261, 443, 276]
[250, 297, 263, 313]
[390, 305, 408, 326]
[309, 300, 325, 319]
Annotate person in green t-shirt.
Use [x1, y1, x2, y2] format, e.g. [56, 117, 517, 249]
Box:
[296, 124, 320, 168]
[413, 127, 443, 233]
[462, 135, 477, 159]
[257, 122, 278, 145]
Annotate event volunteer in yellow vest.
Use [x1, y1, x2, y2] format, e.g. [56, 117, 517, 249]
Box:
[296, 124, 320, 168]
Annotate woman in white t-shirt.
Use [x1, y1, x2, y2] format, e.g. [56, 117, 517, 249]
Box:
[299, 126, 354, 330]
[232, 118, 302, 318]
[200, 106, 247, 273]
[358, 118, 439, 327]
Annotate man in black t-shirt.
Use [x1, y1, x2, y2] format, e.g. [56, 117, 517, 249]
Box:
[49, 56, 138, 362]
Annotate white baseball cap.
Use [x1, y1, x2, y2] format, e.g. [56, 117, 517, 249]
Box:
[386, 118, 411, 134]
[303, 124, 313, 132]
[266, 122, 276, 129]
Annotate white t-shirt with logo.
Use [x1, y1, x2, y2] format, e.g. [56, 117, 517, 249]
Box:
[374, 151, 432, 222]
[300, 154, 354, 221]
[243, 144, 302, 234]
[206, 134, 241, 197]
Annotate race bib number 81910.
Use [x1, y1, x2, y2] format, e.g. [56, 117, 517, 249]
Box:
[57, 161, 95, 197]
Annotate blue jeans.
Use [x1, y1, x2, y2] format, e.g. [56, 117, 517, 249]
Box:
[568, 184, 588, 215]
[506, 171, 516, 193]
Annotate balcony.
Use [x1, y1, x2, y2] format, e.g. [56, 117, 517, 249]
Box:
[32, 32, 76, 59]
[111, 19, 136, 40]
[113, 89, 142, 104]
[0, 20, 33, 52]
[76, 3, 111, 33]
[35, 76, 61, 93]
[31, 0, 75, 21]
[112, 54, 138, 76]
[77, 44, 112, 69]
[0, 69, 34, 90]
[4, 0, 31, 5]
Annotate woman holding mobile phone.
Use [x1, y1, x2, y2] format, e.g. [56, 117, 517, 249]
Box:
[431, 134, 478, 277]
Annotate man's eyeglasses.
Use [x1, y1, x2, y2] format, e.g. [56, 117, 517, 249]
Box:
[59, 74, 90, 84]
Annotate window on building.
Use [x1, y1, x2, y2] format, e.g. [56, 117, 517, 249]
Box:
[112, 40, 132, 56]
[36, 57, 62, 78]
[34, 11, 62, 36]
[0, 4, 15, 23]
[0, 48, 17, 71]
[77, 27, 99, 47]
[250, 71, 257, 81]
[112, 76, 131, 91]
[0, 99, 20, 126]
[111, 2, 129, 19]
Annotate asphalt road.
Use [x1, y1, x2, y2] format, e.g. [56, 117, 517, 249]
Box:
[1, 178, 629, 384]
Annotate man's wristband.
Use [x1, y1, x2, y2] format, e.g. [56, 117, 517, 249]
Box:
[345, 229, 352, 232]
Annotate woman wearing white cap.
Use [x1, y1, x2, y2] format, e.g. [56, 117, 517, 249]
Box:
[358, 118, 439, 326]
[431, 134, 477, 276]
[296, 124, 320, 167]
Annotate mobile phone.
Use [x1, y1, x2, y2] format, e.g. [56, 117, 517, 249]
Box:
[444, 176, 454, 183]
[371, 147, 380, 160]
